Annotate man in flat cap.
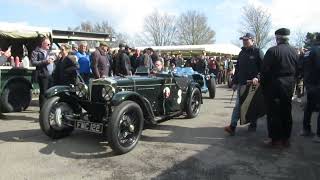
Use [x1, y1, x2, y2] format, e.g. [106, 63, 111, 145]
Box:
[114, 43, 132, 76]
[224, 32, 264, 136]
[91, 41, 110, 79]
[261, 28, 299, 147]
[300, 33, 320, 142]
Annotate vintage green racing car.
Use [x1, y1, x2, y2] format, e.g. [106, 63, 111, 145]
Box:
[39, 72, 203, 154]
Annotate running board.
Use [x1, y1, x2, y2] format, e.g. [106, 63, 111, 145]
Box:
[153, 111, 183, 123]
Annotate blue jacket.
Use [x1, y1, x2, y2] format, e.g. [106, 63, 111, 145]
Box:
[76, 51, 91, 74]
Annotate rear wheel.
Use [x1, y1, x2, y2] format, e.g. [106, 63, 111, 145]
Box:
[1, 82, 32, 112]
[39, 96, 74, 139]
[107, 101, 144, 155]
[186, 88, 201, 118]
[208, 78, 216, 99]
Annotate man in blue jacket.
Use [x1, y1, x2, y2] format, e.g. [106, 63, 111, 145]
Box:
[76, 41, 91, 84]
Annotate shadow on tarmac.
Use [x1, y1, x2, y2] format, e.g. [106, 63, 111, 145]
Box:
[0, 128, 115, 159]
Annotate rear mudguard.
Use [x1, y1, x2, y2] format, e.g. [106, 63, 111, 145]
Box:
[185, 82, 203, 110]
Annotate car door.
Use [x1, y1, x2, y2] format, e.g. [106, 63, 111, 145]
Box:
[134, 77, 164, 115]
[162, 76, 185, 113]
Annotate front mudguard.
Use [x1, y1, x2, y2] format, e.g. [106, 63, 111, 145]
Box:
[44, 85, 82, 113]
[111, 91, 141, 106]
[45, 85, 73, 98]
[111, 91, 155, 124]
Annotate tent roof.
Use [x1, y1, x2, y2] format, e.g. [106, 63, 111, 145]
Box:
[0, 22, 51, 38]
[0, 22, 112, 42]
[136, 44, 241, 55]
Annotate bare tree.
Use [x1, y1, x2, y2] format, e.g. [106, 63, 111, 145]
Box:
[143, 10, 177, 46]
[94, 21, 115, 34]
[80, 21, 94, 32]
[240, 5, 272, 49]
[176, 10, 215, 45]
[292, 29, 306, 48]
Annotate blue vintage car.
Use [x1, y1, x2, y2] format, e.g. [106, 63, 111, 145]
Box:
[174, 67, 216, 99]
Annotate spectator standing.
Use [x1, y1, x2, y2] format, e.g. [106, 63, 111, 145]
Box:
[31, 37, 55, 109]
[91, 42, 110, 79]
[53, 44, 78, 86]
[114, 43, 131, 76]
[71, 44, 78, 55]
[140, 48, 153, 70]
[76, 41, 91, 84]
[299, 33, 320, 142]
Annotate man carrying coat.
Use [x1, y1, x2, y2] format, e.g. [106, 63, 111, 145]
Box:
[261, 28, 299, 147]
[224, 33, 264, 135]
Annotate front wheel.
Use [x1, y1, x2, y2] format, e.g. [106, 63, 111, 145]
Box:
[107, 101, 144, 155]
[186, 88, 201, 118]
[39, 96, 74, 139]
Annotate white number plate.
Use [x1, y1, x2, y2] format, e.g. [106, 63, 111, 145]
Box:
[75, 121, 103, 133]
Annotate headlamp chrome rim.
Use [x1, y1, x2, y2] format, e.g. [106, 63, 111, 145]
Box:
[75, 82, 88, 98]
[101, 85, 115, 101]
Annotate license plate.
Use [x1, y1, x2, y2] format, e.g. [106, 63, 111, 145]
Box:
[75, 121, 103, 133]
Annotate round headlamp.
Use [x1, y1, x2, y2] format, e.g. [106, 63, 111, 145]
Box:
[101, 85, 115, 101]
[75, 82, 88, 98]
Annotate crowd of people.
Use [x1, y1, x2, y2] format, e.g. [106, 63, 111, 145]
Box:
[30, 38, 236, 88]
[224, 29, 320, 148]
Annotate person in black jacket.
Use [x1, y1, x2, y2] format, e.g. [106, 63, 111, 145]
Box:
[224, 33, 264, 136]
[31, 37, 55, 109]
[300, 33, 320, 142]
[114, 43, 131, 76]
[53, 44, 79, 86]
[261, 28, 298, 147]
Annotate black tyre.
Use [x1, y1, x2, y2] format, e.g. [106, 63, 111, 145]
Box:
[208, 78, 216, 99]
[1, 82, 32, 112]
[227, 75, 233, 88]
[108, 101, 144, 155]
[39, 96, 74, 139]
[186, 88, 201, 118]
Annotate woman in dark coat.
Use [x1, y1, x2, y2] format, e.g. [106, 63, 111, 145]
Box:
[53, 44, 79, 86]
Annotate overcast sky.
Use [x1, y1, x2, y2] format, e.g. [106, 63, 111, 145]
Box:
[0, 0, 319, 46]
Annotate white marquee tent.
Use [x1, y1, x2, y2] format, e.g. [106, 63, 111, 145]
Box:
[136, 44, 241, 55]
